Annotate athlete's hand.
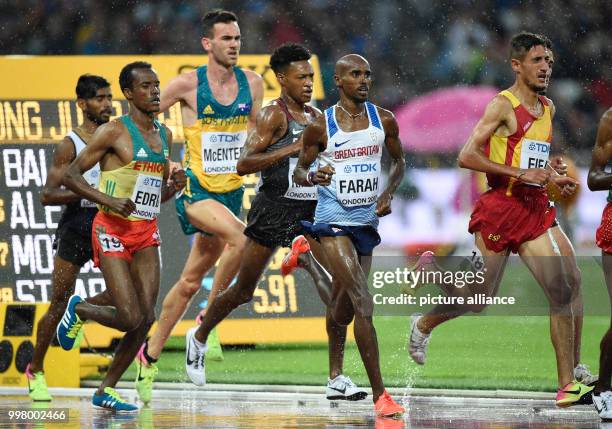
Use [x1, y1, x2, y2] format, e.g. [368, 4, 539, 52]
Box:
[106, 197, 136, 217]
[517, 168, 551, 186]
[376, 192, 393, 217]
[170, 168, 187, 192]
[313, 165, 335, 186]
[549, 156, 568, 176]
[550, 175, 579, 198]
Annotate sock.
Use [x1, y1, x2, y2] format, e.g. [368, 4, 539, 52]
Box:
[143, 340, 158, 364]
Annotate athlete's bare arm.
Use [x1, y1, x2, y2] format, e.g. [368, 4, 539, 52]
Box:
[64, 121, 135, 217]
[588, 109, 612, 191]
[377, 109, 405, 217]
[458, 95, 575, 188]
[159, 72, 195, 114]
[244, 70, 264, 130]
[236, 105, 290, 175]
[40, 137, 81, 205]
[159, 125, 186, 202]
[294, 115, 333, 186]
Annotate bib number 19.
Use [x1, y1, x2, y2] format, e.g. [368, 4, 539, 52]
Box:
[99, 233, 124, 253]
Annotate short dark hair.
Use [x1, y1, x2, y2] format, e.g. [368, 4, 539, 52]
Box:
[509, 32, 548, 60]
[119, 61, 152, 91]
[75, 74, 110, 99]
[270, 43, 312, 73]
[202, 9, 238, 38]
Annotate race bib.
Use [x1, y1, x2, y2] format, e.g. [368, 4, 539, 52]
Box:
[98, 233, 124, 253]
[335, 161, 380, 207]
[284, 158, 317, 200]
[81, 164, 100, 208]
[201, 131, 247, 175]
[519, 139, 550, 186]
[131, 174, 162, 220]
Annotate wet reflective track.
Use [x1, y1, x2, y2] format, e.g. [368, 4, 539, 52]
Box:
[0, 386, 607, 428]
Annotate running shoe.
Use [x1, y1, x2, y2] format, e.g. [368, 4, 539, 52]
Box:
[92, 387, 138, 412]
[56, 294, 84, 350]
[281, 235, 310, 276]
[134, 345, 158, 404]
[408, 314, 431, 365]
[574, 363, 598, 386]
[205, 327, 224, 361]
[326, 375, 368, 401]
[593, 391, 612, 420]
[185, 327, 207, 386]
[26, 364, 52, 401]
[555, 380, 594, 407]
[374, 390, 405, 417]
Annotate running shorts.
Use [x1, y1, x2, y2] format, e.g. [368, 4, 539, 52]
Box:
[175, 169, 244, 235]
[468, 187, 556, 253]
[244, 193, 316, 248]
[301, 221, 381, 256]
[53, 226, 93, 267]
[92, 211, 160, 267]
[596, 202, 612, 254]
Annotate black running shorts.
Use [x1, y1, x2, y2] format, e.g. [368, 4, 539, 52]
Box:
[53, 226, 93, 267]
[244, 193, 316, 249]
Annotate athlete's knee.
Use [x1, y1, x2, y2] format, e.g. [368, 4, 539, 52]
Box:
[176, 276, 202, 298]
[116, 307, 144, 332]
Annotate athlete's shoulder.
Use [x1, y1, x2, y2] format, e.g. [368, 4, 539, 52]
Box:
[308, 105, 323, 117]
[168, 70, 198, 92]
[96, 118, 127, 140]
[373, 105, 394, 121]
[257, 103, 287, 127]
[485, 94, 514, 118]
[241, 68, 263, 83]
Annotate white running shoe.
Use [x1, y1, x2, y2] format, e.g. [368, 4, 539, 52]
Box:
[185, 327, 207, 386]
[408, 313, 431, 365]
[574, 363, 598, 386]
[325, 375, 368, 401]
[593, 391, 612, 420]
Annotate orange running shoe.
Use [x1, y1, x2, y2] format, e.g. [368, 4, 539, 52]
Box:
[374, 390, 405, 417]
[281, 235, 310, 276]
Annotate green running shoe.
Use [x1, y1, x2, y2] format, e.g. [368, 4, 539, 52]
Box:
[134, 349, 158, 404]
[26, 364, 52, 401]
[205, 327, 224, 361]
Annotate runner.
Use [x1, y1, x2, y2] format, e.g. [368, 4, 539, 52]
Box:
[59, 62, 185, 411]
[26, 74, 114, 401]
[183, 43, 366, 401]
[134, 9, 263, 403]
[290, 54, 406, 417]
[587, 107, 612, 419]
[407, 32, 592, 407]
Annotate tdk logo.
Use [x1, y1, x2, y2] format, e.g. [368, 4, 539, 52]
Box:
[343, 163, 377, 173]
[210, 133, 241, 143]
[528, 142, 549, 153]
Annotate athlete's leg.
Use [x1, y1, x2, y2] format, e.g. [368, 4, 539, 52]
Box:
[519, 226, 580, 388]
[302, 237, 333, 305]
[30, 256, 81, 373]
[596, 251, 612, 394]
[319, 235, 385, 401]
[194, 239, 275, 343]
[417, 232, 510, 334]
[546, 226, 585, 369]
[30, 255, 112, 372]
[75, 255, 143, 332]
[97, 246, 161, 394]
[185, 199, 246, 311]
[146, 233, 223, 359]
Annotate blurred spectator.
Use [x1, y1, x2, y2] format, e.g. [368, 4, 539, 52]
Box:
[0, 0, 609, 163]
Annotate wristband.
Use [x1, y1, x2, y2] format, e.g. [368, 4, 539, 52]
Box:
[516, 169, 527, 181]
[306, 171, 316, 186]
